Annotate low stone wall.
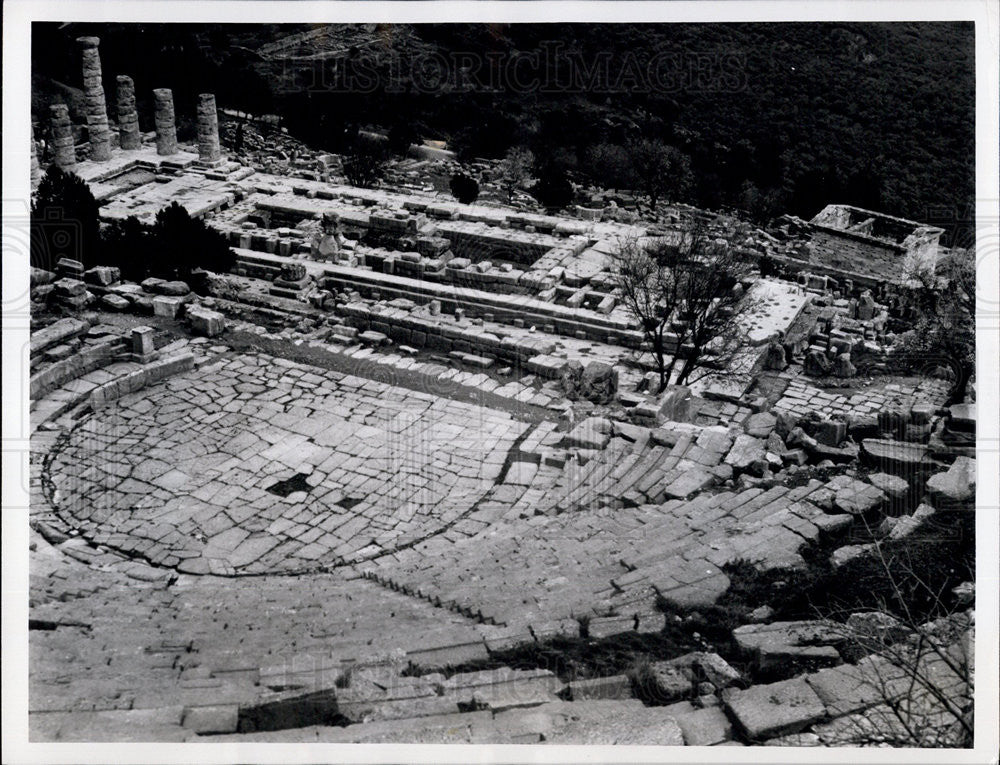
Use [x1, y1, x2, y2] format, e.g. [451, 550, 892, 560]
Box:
[29, 318, 90, 358]
[808, 228, 906, 283]
[339, 302, 562, 372]
[30, 338, 125, 400]
[89, 352, 195, 409]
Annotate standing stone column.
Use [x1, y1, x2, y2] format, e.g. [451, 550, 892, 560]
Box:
[31, 123, 42, 186]
[116, 75, 141, 150]
[196, 93, 222, 163]
[153, 88, 178, 156]
[50, 103, 77, 169]
[77, 36, 111, 161]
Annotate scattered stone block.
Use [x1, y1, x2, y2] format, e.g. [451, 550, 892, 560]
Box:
[52, 278, 87, 297]
[867, 472, 909, 498]
[814, 419, 847, 447]
[846, 611, 911, 644]
[733, 621, 843, 672]
[155, 280, 192, 296]
[723, 677, 827, 740]
[152, 295, 186, 318]
[674, 705, 734, 746]
[187, 307, 226, 337]
[926, 456, 975, 506]
[724, 434, 767, 477]
[744, 412, 777, 439]
[100, 293, 130, 311]
[84, 266, 121, 286]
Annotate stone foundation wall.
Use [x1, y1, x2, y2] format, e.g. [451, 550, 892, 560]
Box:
[808, 228, 907, 282]
[89, 352, 195, 408]
[30, 338, 125, 399]
[339, 302, 561, 369]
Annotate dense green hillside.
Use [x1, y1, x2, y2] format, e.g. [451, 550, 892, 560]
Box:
[31, 22, 974, 244]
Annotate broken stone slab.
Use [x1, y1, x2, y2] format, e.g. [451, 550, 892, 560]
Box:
[829, 542, 875, 570]
[30, 317, 89, 356]
[100, 293, 131, 311]
[31, 266, 56, 286]
[724, 434, 767, 477]
[866, 472, 910, 499]
[153, 280, 192, 296]
[947, 403, 976, 432]
[659, 651, 744, 691]
[732, 621, 844, 672]
[813, 419, 847, 447]
[358, 330, 390, 347]
[52, 277, 87, 297]
[84, 266, 120, 286]
[562, 417, 613, 450]
[565, 675, 632, 701]
[541, 704, 685, 745]
[926, 456, 975, 506]
[673, 705, 734, 745]
[187, 307, 226, 337]
[832, 478, 886, 516]
[861, 438, 936, 474]
[744, 412, 777, 439]
[846, 611, 912, 644]
[722, 677, 828, 741]
[809, 439, 860, 464]
[887, 503, 936, 541]
[152, 295, 187, 319]
[645, 661, 695, 704]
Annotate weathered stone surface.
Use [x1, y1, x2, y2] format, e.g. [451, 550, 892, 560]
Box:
[563, 417, 612, 450]
[196, 93, 222, 163]
[723, 677, 827, 740]
[49, 103, 77, 168]
[647, 661, 695, 703]
[154, 88, 178, 155]
[724, 434, 767, 476]
[84, 266, 120, 286]
[542, 704, 685, 745]
[673, 705, 734, 745]
[566, 674, 632, 701]
[53, 278, 87, 297]
[152, 295, 185, 318]
[187, 307, 226, 337]
[830, 543, 874, 569]
[830, 476, 886, 516]
[733, 621, 843, 671]
[846, 611, 911, 644]
[181, 704, 239, 734]
[579, 361, 618, 404]
[744, 412, 777, 439]
[861, 438, 935, 473]
[926, 456, 975, 506]
[813, 419, 847, 447]
[156, 280, 192, 296]
[100, 293, 131, 311]
[116, 75, 141, 150]
[867, 472, 909, 498]
[77, 36, 111, 162]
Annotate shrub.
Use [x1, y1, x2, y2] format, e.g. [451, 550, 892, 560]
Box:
[449, 173, 480, 204]
[30, 165, 101, 270]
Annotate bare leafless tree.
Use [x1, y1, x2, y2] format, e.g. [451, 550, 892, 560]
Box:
[821, 537, 974, 748]
[613, 219, 759, 392]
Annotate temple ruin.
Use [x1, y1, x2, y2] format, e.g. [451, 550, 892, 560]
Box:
[26, 35, 976, 748]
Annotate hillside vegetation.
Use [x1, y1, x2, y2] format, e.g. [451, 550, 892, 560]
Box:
[32, 22, 974, 243]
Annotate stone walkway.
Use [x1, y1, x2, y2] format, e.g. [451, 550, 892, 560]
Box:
[773, 375, 952, 421]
